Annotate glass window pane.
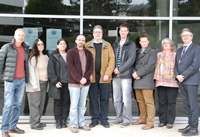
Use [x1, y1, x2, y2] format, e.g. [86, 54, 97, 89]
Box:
[0, 17, 79, 48]
[0, 17, 80, 116]
[0, 0, 80, 15]
[172, 20, 200, 116]
[83, 0, 169, 16]
[83, 19, 169, 50]
[172, 20, 200, 46]
[174, 0, 200, 16]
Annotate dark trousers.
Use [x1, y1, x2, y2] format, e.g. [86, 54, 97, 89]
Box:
[54, 83, 70, 120]
[179, 84, 199, 130]
[89, 74, 110, 123]
[157, 86, 178, 124]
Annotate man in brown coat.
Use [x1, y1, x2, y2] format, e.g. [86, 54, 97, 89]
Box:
[85, 25, 115, 128]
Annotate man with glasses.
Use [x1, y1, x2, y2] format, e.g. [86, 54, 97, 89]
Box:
[85, 25, 115, 128]
[175, 28, 200, 136]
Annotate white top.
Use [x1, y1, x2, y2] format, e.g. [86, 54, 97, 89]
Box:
[26, 54, 49, 92]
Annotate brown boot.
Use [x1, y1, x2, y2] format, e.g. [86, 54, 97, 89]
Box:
[132, 119, 146, 125]
[142, 124, 154, 130]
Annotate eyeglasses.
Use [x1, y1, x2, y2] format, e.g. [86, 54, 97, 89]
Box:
[181, 34, 192, 37]
[162, 42, 170, 45]
[37, 43, 44, 46]
[93, 31, 102, 33]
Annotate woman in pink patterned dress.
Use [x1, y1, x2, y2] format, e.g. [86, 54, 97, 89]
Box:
[154, 38, 178, 129]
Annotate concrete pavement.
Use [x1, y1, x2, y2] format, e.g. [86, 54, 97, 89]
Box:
[5, 118, 200, 137]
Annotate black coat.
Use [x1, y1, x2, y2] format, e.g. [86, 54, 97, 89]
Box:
[47, 50, 68, 99]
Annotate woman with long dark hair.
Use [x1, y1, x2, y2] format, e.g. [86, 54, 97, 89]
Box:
[48, 38, 70, 129]
[26, 38, 49, 130]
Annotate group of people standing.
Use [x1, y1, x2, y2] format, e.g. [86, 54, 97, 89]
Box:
[0, 24, 199, 137]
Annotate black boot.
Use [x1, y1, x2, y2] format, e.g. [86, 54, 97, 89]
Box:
[55, 120, 62, 129]
[62, 120, 67, 128]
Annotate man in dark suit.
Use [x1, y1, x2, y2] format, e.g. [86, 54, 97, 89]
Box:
[175, 28, 200, 136]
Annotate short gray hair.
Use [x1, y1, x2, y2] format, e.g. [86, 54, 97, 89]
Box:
[93, 25, 103, 33]
[161, 38, 176, 52]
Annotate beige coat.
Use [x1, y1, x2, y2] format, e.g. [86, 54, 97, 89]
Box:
[85, 40, 115, 83]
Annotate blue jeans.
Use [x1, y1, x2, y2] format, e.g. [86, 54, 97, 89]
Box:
[69, 86, 89, 127]
[1, 78, 25, 132]
[112, 78, 132, 123]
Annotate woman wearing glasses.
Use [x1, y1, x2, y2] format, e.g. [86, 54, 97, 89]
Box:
[26, 39, 49, 130]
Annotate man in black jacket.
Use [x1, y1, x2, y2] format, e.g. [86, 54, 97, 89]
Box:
[112, 23, 136, 127]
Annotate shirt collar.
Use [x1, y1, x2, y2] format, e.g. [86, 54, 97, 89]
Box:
[184, 41, 192, 51]
[93, 40, 103, 44]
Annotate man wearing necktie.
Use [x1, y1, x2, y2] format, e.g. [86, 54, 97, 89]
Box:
[175, 28, 200, 136]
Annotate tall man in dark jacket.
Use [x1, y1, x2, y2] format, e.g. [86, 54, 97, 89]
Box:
[0, 28, 29, 137]
[67, 34, 93, 133]
[112, 23, 136, 127]
[175, 28, 200, 136]
[132, 34, 157, 130]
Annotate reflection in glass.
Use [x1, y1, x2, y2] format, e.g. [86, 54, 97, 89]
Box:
[83, 0, 169, 16]
[83, 19, 168, 51]
[172, 20, 200, 48]
[0, 17, 80, 48]
[0, 0, 80, 15]
[0, 3, 22, 13]
[24, 0, 79, 15]
[174, 0, 200, 16]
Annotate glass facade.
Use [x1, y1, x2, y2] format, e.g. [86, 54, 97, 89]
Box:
[0, 0, 200, 117]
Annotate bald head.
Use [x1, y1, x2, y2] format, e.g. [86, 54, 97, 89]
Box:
[75, 34, 86, 49]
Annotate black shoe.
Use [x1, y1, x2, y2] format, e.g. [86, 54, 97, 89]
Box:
[158, 123, 166, 127]
[62, 120, 67, 128]
[9, 127, 25, 134]
[182, 128, 199, 136]
[31, 125, 43, 130]
[55, 120, 62, 129]
[40, 123, 46, 127]
[89, 121, 99, 128]
[101, 122, 110, 128]
[178, 125, 190, 133]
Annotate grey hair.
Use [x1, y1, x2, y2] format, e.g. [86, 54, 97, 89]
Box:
[14, 28, 25, 35]
[161, 38, 176, 52]
[93, 25, 103, 33]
